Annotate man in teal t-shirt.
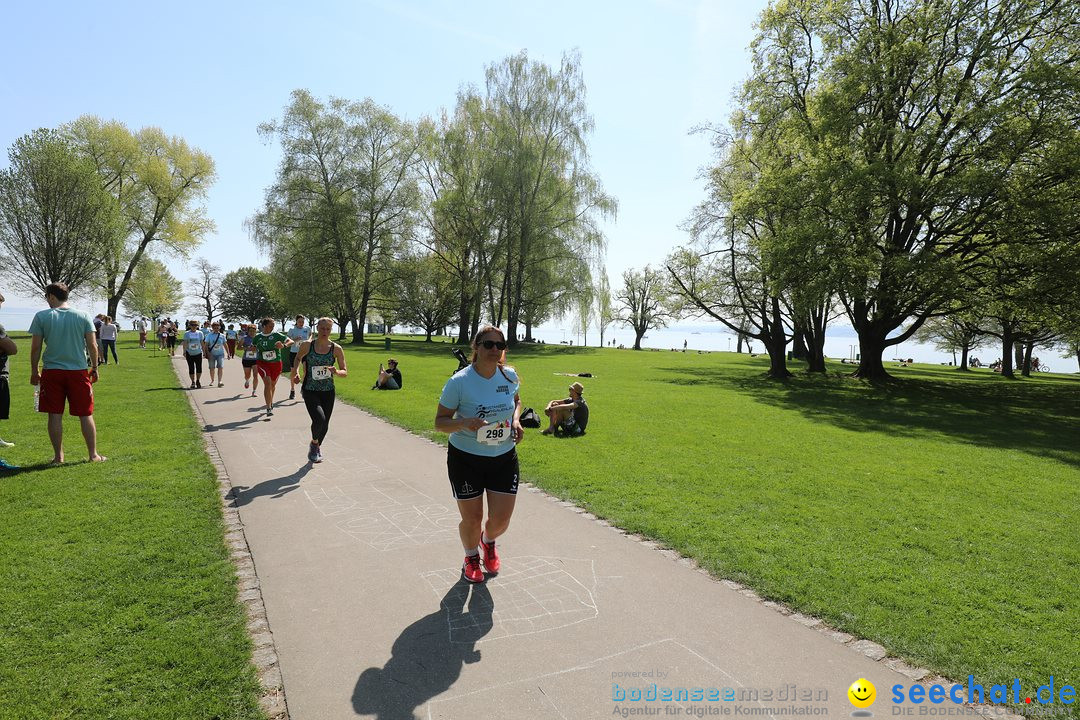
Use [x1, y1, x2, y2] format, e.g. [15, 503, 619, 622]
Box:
[28, 282, 105, 464]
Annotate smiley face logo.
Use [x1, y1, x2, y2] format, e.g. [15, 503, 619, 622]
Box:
[848, 678, 876, 709]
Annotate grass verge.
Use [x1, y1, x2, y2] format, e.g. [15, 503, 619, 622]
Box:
[331, 335, 1078, 710]
[0, 334, 263, 720]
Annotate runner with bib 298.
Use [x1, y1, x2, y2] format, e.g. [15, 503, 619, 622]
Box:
[435, 325, 524, 584]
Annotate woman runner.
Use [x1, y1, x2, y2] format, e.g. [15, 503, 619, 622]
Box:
[251, 318, 291, 417]
[182, 320, 205, 388]
[291, 317, 348, 463]
[203, 321, 227, 387]
[435, 325, 524, 583]
[240, 324, 260, 396]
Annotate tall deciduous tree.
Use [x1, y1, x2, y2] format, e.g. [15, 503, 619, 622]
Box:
[256, 91, 420, 343]
[615, 266, 675, 351]
[594, 273, 616, 348]
[0, 129, 122, 294]
[743, 0, 1080, 380]
[419, 97, 500, 344]
[484, 51, 615, 346]
[187, 257, 223, 323]
[122, 257, 183, 320]
[351, 100, 423, 344]
[394, 253, 458, 341]
[65, 116, 216, 320]
[218, 267, 275, 323]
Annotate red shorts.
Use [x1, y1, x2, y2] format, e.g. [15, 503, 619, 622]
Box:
[256, 361, 282, 383]
[39, 369, 94, 416]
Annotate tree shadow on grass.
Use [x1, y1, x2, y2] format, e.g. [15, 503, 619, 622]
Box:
[660, 366, 1080, 469]
[230, 464, 311, 507]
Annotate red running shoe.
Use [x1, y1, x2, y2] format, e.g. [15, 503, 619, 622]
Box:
[462, 554, 484, 583]
[480, 539, 500, 573]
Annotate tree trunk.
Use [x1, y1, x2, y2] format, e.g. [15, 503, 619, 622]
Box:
[524, 321, 534, 343]
[1021, 342, 1034, 378]
[1014, 341, 1024, 373]
[736, 334, 744, 353]
[791, 325, 809, 361]
[456, 294, 472, 345]
[1000, 327, 1015, 379]
[633, 328, 645, 350]
[852, 331, 891, 381]
[806, 337, 826, 373]
[1075, 344, 1080, 372]
[958, 344, 970, 371]
[762, 298, 792, 379]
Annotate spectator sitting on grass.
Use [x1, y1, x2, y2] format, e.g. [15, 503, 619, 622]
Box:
[541, 382, 588, 436]
[372, 358, 402, 390]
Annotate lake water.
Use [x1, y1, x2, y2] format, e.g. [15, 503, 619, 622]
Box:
[4, 305, 1072, 371]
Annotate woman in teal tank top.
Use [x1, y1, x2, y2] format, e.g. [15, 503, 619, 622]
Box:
[291, 317, 348, 463]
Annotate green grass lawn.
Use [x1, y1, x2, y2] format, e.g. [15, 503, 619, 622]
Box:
[334, 335, 1079, 709]
[0, 335, 263, 720]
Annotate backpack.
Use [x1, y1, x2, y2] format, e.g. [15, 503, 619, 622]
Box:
[519, 407, 541, 428]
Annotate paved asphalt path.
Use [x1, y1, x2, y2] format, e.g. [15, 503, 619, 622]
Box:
[176, 358, 947, 720]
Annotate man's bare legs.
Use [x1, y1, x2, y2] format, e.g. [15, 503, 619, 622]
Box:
[80, 415, 106, 462]
[48, 413, 106, 463]
[47, 413, 64, 464]
[541, 403, 571, 434]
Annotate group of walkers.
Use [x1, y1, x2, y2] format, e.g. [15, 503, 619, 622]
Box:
[178, 316, 580, 585]
[1, 288, 583, 587]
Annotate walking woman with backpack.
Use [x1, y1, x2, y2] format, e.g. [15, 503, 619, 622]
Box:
[203, 321, 227, 387]
[291, 317, 348, 463]
[435, 325, 524, 583]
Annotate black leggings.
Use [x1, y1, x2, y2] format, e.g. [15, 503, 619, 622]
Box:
[302, 388, 335, 444]
[185, 353, 203, 376]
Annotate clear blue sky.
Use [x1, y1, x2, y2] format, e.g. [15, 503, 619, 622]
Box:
[0, 0, 769, 317]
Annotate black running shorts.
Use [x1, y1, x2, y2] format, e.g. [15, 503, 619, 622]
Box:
[446, 443, 519, 500]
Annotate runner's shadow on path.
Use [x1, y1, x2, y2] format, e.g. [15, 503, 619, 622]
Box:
[202, 394, 246, 405]
[143, 387, 186, 392]
[230, 464, 311, 506]
[352, 577, 493, 719]
[203, 415, 263, 432]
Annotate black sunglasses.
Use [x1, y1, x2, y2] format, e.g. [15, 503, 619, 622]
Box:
[480, 340, 507, 350]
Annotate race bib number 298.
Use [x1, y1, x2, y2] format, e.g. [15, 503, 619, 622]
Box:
[477, 420, 512, 446]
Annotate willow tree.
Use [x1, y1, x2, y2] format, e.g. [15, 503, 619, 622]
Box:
[350, 100, 423, 344]
[483, 51, 615, 346]
[65, 117, 215, 320]
[419, 94, 501, 344]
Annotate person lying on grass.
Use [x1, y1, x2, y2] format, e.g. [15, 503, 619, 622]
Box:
[541, 382, 588, 436]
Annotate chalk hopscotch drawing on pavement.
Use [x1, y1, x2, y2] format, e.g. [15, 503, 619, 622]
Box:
[305, 478, 460, 551]
[421, 556, 598, 644]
